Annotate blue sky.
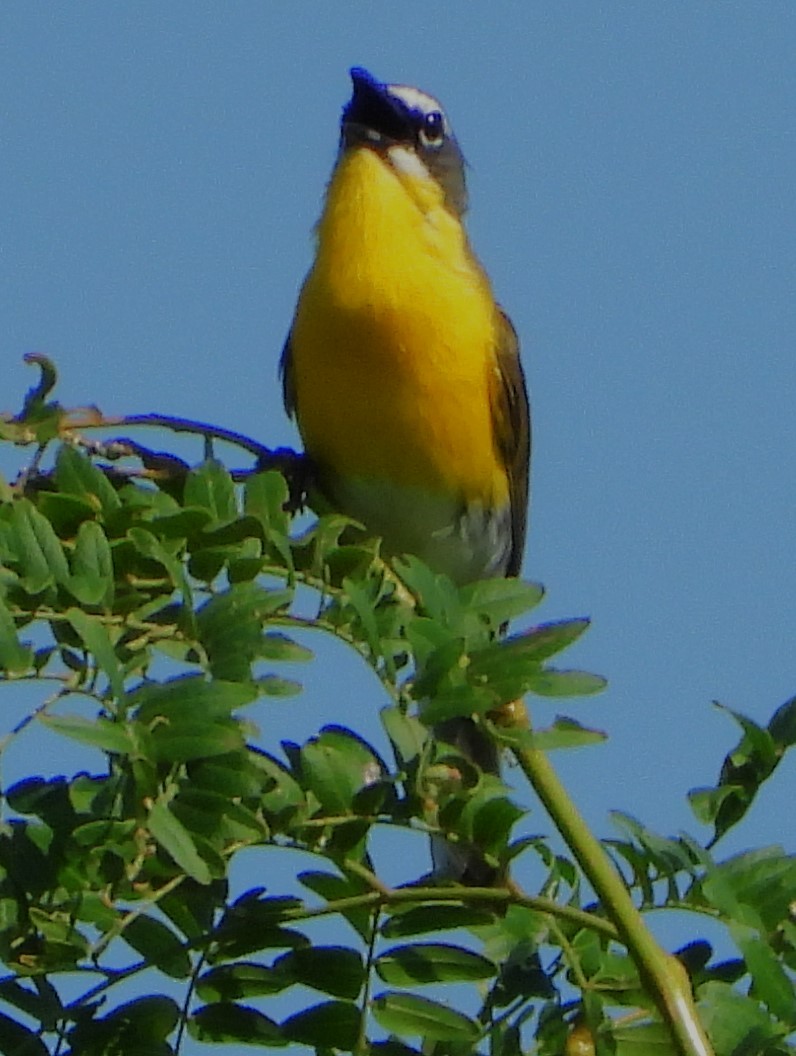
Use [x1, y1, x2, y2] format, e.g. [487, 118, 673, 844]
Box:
[2, 0, 795, 1027]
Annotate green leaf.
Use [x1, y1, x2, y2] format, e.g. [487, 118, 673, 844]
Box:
[525, 668, 607, 697]
[244, 471, 293, 569]
[274, 945, 365, 999]
[5, 775, 70, 821]
[697, 980, 786, 1053]
[458, 578, 545, 627]
[0, 906, 20, 949]
[171, 788, 265, 841]
[229, 553, 268, 583]
[54, 443, 121, 516]
[259, 631, 313, 662]
[66, 607, 125, 699]
[381, 904, 497, 938]
[210, 925, 310, 963]
[69, 519, 114, 607]
[35, 491, 97, 537]
[210, 892, 309, 962]
[370, 1042, 423, 1056]
[418, 621, 601, 708]
[25, 906, 89, 967]
[149, 720, 244, 763]
[296, 871, 372, 941]
[0, 1010, 49, 1056]
[449, 787, 525, 857]
[695, 703, 789, 845]
[281, 1000, 360, 1052]
[0, 976, 62, 1025]
[196, 582, 293, 681]
[609, 813, 697, 888]
[148, 801, 212, 884]
[0, 596, 33, 674]
[257, 674, 302, 697]
[190, 753, 266, 799]
[72, 817, 137, 849]
[244, 470, 289, 530]
[184, 459, 238, 524]
[491, 942, 556, 1003]
[106, 995, 180, 1043]
[405, 615, 456, 668]
[300, 726, 386, 815]
[375, 942, 496, 985]
[393, 555, 463, 626]
[371, 992, 480, 1043]
[251, 750, 306, 822]
[702, 846, 796, 934]
[730, 924, 795, 1022]
[73, 891, 118, 930]
[120, 915, 191, 979]
[497, 716, 607, 751]
[131, 674, 258, 723]
[688, 784, 740, 827]
[148, 506, 213, 538]
[381, 706, 428, 769]
[419, 684, 494, 725]
[495, 618, 591, 662]
[196, 962, 289, 1001]
[588, 950, 646, 1008]
[611, 1020, 677, 1055]
[128, 526, 194, 609]
[159, 880, 224, 942]
[342, 575, 387, 658]
[10, 498, 70, 593]
[39, 713, 132, 754]
[302, 512, 360, 573]
[769, 694, 796, 747]
[720, 704, 779, 773]
[189, 1003, 284, 1046]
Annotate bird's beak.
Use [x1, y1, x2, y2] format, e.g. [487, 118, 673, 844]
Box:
[341, 67, 411, 149]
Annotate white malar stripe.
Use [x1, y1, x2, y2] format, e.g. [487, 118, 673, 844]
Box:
[387, 144, 433, 182]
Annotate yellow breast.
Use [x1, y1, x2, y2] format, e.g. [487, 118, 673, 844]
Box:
[289, 146, 508, 510]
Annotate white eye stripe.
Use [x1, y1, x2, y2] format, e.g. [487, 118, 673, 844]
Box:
[386, 83, 451, 139]
[386, 84, 442, 114]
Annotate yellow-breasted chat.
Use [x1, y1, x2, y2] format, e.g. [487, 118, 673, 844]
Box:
[281, 67, 530, 883]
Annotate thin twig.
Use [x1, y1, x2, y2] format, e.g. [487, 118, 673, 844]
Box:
[273, 879, 618, 939]
[68, 411, 277, 462]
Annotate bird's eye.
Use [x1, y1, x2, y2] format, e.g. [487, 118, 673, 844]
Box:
[419, 110, 445, 147]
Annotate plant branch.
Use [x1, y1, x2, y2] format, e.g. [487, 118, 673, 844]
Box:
[510, 705, 714, 1056]
[273, 879, 617, 939]
[65, 410, 283, 464]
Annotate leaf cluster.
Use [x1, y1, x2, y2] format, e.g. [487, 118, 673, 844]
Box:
[0, 365, 793, 1054]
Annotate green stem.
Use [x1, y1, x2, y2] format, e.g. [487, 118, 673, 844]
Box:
[513, 739, 714, 1056]
[276, 880, 617, 939]
[174, 948, 206, 1056]
[89, 872, 186, 961]
[356, 905, 381, 1056]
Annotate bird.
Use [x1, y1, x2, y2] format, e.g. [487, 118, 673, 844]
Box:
[281, 67, 530, 883]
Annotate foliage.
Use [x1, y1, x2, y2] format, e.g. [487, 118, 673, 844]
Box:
[0, 360, 793, 1055]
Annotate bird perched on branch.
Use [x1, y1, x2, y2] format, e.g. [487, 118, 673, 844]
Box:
[281, 67, 530, 884]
